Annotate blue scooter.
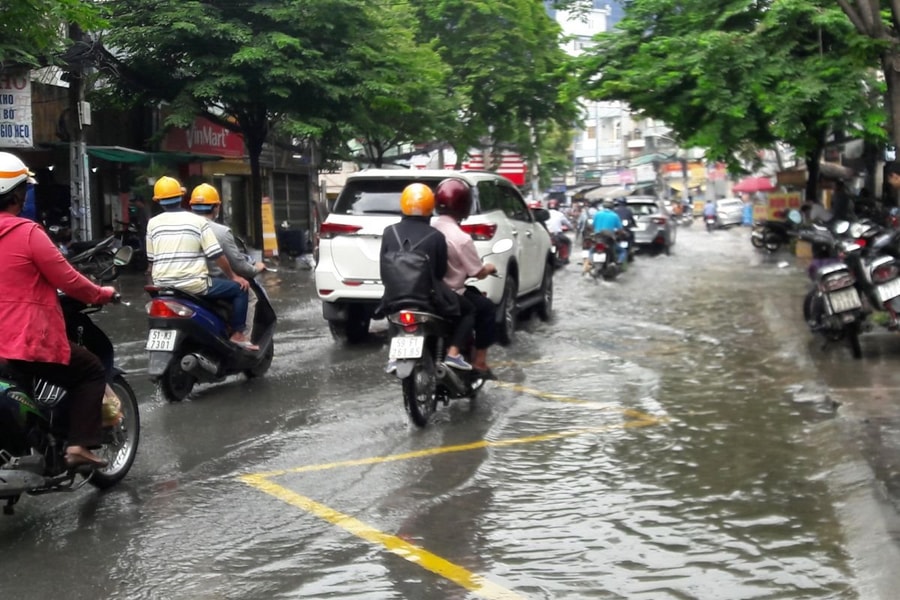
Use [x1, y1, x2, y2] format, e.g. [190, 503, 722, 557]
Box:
[145, 274, 277, 402]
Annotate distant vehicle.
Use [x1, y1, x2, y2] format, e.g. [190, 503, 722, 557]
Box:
[716, 198, 745, 227]
[626, 196, 676, 255]
[315, 169, 555, 345]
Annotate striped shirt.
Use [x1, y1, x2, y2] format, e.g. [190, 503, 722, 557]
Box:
[146, 210, 224, 293]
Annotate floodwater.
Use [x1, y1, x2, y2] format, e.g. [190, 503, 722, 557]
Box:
[2, 224, 898, 599]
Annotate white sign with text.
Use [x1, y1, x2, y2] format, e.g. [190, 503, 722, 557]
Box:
[0, 71, 33, 148]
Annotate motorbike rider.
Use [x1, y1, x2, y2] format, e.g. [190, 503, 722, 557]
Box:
[588, 200, 627, 270]
[189, 183, 266, 339]
[379, 183, 472, 371]
[432, 178, 498, 377]
[545, 198, 573, 263]
[612, 197, 636, 255]
[145, 176, 256, 350]
[0, 152, 117, 468]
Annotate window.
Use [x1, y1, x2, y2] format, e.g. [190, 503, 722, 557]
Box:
[333, 178, 440, 215]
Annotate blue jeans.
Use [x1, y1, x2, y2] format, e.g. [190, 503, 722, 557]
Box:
[203, 278, 249, 333]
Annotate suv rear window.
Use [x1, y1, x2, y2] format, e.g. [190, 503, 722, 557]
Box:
[629, 202, 660, 216]
[332, 179, 442, 215]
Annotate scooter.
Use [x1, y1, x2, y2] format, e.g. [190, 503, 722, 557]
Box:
[582, 231, 625, 280]
[385, 238, 512, 427]
[145, 270, 277, 402]
[704, 213, 718, 232]
[0, 246, 140, 515]
[550, 230, 571, 270]
[751, 219, 796, 252]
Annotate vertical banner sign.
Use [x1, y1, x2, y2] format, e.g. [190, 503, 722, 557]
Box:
[0, 70, 33, 148]
[261, 196, 279, 258]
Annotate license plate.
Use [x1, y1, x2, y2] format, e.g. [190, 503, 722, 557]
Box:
[826, 288, 862, 314]
[877, 278, 900, 303]
[146, 329, 177, 351]
[592, 253, 606, 263]
[618, 241, 628, 248]
[389, 336, 424, 360]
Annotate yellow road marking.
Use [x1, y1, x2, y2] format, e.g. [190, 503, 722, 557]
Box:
[493, 381, 618, 407]
[241, 474, 527, 600]
[239, 385, 668, 598]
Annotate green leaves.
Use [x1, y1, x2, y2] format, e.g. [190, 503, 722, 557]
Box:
[0, 0, 106, 70]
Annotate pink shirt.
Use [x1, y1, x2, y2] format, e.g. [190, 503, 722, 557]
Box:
[432, 215, 483, 293]
[0, 213, 113, 364]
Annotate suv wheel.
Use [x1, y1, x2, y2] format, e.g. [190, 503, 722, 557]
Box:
[497, 275, 518, 346]
[536, 262, 553, 322]
[328, 306, 370, 344]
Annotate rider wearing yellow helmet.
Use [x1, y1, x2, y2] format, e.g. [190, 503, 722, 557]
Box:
[145, 176, 256, 350]
[189, 183, 266, 339]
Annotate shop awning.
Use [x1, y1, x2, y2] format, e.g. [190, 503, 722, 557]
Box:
[584, 186, 631, 201]
[86, 146, 148, 163]
[629, 153, 670, 167]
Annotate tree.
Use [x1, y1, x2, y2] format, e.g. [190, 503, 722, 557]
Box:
[103, 0, 410, 244]
[577, 0, 881, 200]
[836, 1, 900, 151]
[0, 0, 104, 72]
[408, 0, 579, 173]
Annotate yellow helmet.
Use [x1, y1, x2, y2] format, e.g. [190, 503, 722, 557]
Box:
[189, 183, 221, 207]
[400, 183, 435, 217]
[153, 176, 183, 203]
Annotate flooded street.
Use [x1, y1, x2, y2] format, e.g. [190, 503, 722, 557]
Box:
[3, 224, 900, 599]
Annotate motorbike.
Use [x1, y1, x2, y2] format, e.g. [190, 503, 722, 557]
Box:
[145, 269, 278, 402]
[550, 230, 571, 270]
[385, 238, 512, 427]
[115, 219, 148, 271]
[0, 245, 140, 515]
[704, 213, 718, 232]
[582, 231, 626, 280]
[751, 219, 796, 252]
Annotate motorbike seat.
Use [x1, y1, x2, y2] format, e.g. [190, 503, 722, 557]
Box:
[145, 286, 234, 319]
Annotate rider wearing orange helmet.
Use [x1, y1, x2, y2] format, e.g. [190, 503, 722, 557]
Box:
[379, 183, 472, 371]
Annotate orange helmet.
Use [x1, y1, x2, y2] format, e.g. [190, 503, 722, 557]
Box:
[189, 183, 221, 209]
[400, 183, 434, 217]
[153, 176, 183, 203]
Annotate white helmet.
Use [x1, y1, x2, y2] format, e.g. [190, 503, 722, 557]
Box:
[0, 152, 34, 195]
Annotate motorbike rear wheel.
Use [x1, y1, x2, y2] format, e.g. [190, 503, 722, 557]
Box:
[160, 359, 195, 402]
[244, 342, 274, 378]
[763, 232, 782, 252]
[91, 374, 140, 489]
[402, 348, 437, 427]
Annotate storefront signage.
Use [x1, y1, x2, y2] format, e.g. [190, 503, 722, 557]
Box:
[163, 116, 245, 158]
[0, 71, 32, 148]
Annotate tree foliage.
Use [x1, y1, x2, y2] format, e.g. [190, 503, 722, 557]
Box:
[577, 0, 881, 195]
[0, 0, 105, 71]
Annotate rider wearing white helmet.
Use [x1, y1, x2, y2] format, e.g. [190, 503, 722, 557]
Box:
[0, 152, 117, 468]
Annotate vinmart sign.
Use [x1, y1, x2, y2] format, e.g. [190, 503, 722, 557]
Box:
[162, 116, 245, 158]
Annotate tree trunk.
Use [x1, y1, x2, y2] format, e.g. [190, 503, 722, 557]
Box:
[805, 152, 821, 204]
[243, 132, 264, 249]
[883, 50, 900, 152]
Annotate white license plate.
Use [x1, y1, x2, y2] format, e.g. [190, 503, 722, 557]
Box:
[877, 278, 900, 303]
[146, 329, 177, 351]
[618, 241, 628, 248]
[389, 336, 424, 360]
[581, 249, 590, 259]
[826, 288, 862, 313]
[592, 253, 606, 263]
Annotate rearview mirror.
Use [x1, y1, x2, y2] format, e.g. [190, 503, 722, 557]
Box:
[787, 209, 802, 225]
[833, 220, 850, 235]
[491, 238, 514, 255]
[532, 208, 550, 223]
[113, 245, 133, 267]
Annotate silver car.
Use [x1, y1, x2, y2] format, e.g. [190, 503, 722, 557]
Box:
[716, 198, 745, 227]
[626, 196, 676, 255]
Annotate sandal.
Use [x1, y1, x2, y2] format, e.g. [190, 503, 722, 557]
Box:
[65, 448, 108, 469]
[231, 339, 259, 351]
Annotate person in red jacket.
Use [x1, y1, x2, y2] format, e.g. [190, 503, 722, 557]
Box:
[0, 152, 117, 468]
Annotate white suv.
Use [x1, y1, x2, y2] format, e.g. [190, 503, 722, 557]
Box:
[315, 169, 554, 344]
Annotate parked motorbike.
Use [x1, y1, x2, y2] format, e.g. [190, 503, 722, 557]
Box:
[145, 270, 277, 402]
[0, 245, 140, 515]
[582, 231, 625, 280]
[385, 238, 512, 427]
[751, 219, 796, 252]
[115, 219, 148, 271]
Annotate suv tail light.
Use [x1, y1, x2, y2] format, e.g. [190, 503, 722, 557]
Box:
[319, 222, 363, 239]
[652, 216, 667, 225]
[461, 223, 497, 241]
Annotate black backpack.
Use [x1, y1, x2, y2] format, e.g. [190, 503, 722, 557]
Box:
[380, 225, 440, 310]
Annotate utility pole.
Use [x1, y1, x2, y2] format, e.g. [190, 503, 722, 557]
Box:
[67, 24, 91, 241]
[530, 120, 540, 202]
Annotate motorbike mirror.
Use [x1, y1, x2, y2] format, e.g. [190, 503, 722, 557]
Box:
[490, 238, 514, 255]
[787, 209, 802, 225]
[113, 245, 133, 267]
[532, 208, 550, 223]
[833, 220, 850, 235]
